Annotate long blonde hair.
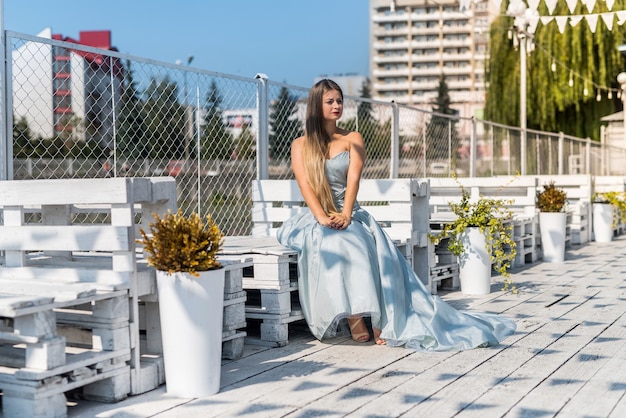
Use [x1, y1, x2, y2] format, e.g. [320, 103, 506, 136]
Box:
[302, 79, 342, 214]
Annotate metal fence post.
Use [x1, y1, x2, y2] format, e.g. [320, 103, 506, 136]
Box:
[558, 131, 564, 174]
[255, 73, 269, 180]
[469, 116, 477, 177]
[0, 1, 8, 180]
[390, 101, 399, 178]
[585, 137, 591, 174]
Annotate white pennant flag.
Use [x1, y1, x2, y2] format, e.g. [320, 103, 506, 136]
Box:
[528, 16, 540, 33]
[601, 12, 615, 30]
[586, 14, 599, 33]
[565, 0, 578, 14]
[544, 0, 558, 15]
[606, 0, 615, 11]
[584, 0, 597, 13]
[569, 15, 584, 27]
[527, 0, 540, 11]
[492, 0, 503, 11]
[541, 16, 555, 26]
[555, 16, 569, 33]
[617, 10, 626, 25]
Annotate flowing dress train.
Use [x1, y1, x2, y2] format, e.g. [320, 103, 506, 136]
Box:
[277, 151, 516, 351]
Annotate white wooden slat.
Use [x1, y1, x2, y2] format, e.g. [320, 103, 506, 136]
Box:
[357, 179, 413, 201]
[361, 203, 412, 222]
[251, 206, 306, 224]
[0, 293, 55, 313]
[0, 225, 131, 252]
[0, 177, 133, 206]
[0, 267, 130, 288]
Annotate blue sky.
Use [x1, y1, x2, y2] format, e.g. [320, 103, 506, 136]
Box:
[3, 0, 370, 89]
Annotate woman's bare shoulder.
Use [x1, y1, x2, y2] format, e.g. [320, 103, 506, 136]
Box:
[291, 136, 306, 150]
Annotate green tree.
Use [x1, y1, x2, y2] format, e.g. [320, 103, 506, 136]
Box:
[485, 1, 626, 139]
[357, 79, 374, 125]
[426, 75, 459, 160]
[339, 80, 391, 160]
[13, 115, 34, 158]
[201, 80, 233, 160]
[269, 86, 302, 161]
[234, 123, 256, 160]
[142, 76, 185, 159]
[117, 60, 149, 158]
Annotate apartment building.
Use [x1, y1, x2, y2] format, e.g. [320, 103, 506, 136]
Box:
[370, 0, 496, 119]
[13, 29, 122, 150]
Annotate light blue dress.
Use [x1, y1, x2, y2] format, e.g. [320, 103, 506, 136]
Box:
[277, 151, 516, 351]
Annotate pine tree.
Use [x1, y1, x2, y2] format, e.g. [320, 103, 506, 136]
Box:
[117, 60, 149, 158]
[201, 80, 233, 160]
[269, 86, 302, 161]
[426, 75, 459, 161]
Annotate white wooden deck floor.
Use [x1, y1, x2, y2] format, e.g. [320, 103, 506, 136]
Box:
[54, 237, 626, 417]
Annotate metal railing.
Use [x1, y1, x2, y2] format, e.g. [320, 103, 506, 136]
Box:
[3, 31, 625, 235]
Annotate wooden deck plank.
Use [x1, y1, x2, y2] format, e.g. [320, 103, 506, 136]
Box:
[50, 236, 626, 418]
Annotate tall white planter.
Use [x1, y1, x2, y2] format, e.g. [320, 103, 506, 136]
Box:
[156, 269, 225, 398]
[539, 212, 567, 263]
[458, 227, 492, 295]
[593, 203, 614, 243]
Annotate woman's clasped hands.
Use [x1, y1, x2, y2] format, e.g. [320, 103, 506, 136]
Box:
[328, 213, 350, 230]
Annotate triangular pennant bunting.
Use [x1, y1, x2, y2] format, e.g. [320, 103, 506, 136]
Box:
[565, 0, 578, 14]
[601, 12, 615, 30]
[617, 10, 626, 25]
[569, 15, 584, 27]
[583, 0, 597, 14]
[528, 16, 540, 33]
[555, 16, 569, 33]
[541, 16, 555, 26]
[585, 14, 599, 33]
[606, 0, 615, 11]
[545, 0, 558, 15]
[527, 0, 540, 11]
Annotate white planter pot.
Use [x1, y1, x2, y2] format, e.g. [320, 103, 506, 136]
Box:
[156, 269, 225, 398]
[593, 203, 614, 243]
[457, 227, 492, 295]
[539, 212, 567, 263]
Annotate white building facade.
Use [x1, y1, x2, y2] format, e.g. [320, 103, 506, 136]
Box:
[369, 0, 496, 119]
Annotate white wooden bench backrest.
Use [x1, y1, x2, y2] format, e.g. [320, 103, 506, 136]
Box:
[251, 178, 429, 243]
[0, 177, 176, 286]
[535, 174, 593, 204]
[593, 175, 626, 193]
[429, 176, 538, 217]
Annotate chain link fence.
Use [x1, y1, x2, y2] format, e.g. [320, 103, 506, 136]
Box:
[4, 31, 624, 235]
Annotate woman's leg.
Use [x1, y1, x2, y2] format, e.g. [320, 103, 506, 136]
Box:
[348, 315, 370, 342]
[373, 328, 386, 345]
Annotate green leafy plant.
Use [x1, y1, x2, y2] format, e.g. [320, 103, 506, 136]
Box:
[536, 182, 567, 213]
[429, 179, 517, 292]
[138, 210, 224, 276]
[592, 191, 626, 227]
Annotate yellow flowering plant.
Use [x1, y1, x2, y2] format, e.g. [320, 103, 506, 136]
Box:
[429, 178, 517, 292]
[592, 191, 626, 227]
[138, 209, 224, 276]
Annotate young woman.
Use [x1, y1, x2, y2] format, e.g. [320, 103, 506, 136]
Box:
[277, 79, 516, 350]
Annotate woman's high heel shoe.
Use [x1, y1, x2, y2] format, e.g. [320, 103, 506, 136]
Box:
[348, 316, 370, 343]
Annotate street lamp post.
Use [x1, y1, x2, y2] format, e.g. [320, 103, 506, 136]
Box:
[617, 72, 626, 146]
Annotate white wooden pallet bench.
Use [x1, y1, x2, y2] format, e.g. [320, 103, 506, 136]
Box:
[592, 175, 626, 237]
[535, 174, 593, 245]
[219, 178, 430, 347]
[428, 176, 540, 272]
[0, 177, 177, 418]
